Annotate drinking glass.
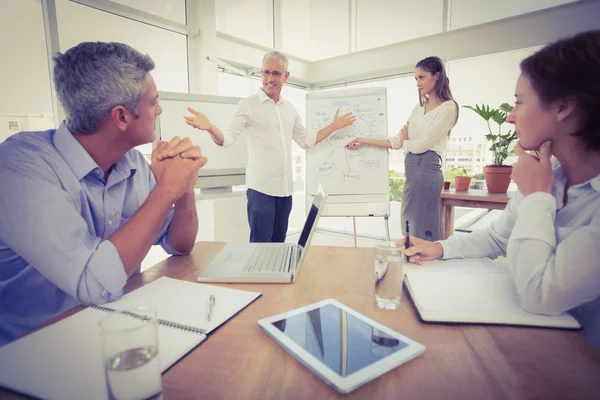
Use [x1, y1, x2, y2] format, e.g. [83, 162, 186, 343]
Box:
[99, 306, 162, 400]
[374, 242, 405, 309]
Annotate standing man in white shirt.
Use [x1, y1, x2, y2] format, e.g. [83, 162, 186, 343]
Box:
[182, 51, 355, 242]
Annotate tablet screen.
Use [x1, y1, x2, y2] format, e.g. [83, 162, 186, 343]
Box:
[271, 304, 408, 377]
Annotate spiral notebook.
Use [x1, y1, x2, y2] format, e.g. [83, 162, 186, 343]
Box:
[0, 277, 262, 400]
[404, 258, 581, 329]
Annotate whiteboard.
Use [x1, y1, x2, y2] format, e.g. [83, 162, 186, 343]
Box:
[306, 87, 390, 217]
[156, 92, 246, 188]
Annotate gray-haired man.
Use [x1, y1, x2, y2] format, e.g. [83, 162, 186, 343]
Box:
[0, 42, 205, 346]
[184, 51, 355, 242]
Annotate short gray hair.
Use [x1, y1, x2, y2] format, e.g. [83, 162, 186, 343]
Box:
[262, 50, 289, 72]
[53, 42, 155, 134]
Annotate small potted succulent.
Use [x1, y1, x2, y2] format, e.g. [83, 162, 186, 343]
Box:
[463, 103, 518, 193]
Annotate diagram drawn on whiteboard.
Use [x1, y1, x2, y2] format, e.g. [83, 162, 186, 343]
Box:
[310, 99, 386, 182]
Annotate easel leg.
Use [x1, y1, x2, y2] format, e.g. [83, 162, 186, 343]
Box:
[384, 216, 390, 242]
[353, 217, 357, 248]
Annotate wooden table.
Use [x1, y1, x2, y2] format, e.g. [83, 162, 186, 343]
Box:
[3, 242, 600, 399]
[440, 189, 512, 239]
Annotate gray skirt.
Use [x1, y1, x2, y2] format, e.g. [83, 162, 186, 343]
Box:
[401, 151, 443, 242]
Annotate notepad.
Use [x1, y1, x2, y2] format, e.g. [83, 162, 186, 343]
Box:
[404, 258, 581, 329]
[0, 277, 262, 400]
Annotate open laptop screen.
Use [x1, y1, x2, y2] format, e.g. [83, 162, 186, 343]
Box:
[298, 188, 326, 249]
[298, 204, 318, 248]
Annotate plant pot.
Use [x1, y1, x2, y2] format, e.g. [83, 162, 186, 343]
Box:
[484, 165, 513, 193]
[454, 176, 472, 191]
[443, 181, 451, 190]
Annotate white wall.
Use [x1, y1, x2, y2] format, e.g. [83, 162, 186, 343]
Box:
[280, 0, 349, 61]
[356, 0, 444, 51]
[55, 0, 189, 93]
[216, 0, 273, 48]
[449, 0, 579, 30]
[0, 0, 53, 116]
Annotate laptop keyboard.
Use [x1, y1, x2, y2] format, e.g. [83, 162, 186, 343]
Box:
[243, 245, 293, 273]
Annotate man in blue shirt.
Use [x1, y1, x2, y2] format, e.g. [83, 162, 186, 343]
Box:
[0, 42, 207, 346]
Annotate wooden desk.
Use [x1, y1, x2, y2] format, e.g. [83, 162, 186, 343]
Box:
[441, 189, 511, 239]
[3, 242, 600, 399]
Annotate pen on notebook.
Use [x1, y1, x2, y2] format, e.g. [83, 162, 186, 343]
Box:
[405, 220, 410, 262]
[207, 294, 215, 322]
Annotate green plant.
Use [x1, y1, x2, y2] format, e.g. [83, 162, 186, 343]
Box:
[451, 167, 469, 177]
[444, 167, 470, 182]
[389, 170, 405, 202]
[463, 103, 518, 166]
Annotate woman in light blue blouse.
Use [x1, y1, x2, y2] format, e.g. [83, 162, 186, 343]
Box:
[402, 30, 600, 348]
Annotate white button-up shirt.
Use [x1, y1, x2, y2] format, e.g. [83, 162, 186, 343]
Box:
[222, 89, 317, 197]
[440, 160, 600, 347]
[389, 100, 457, 155]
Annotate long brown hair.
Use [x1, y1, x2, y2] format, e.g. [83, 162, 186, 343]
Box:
[415, 56, 459, 128]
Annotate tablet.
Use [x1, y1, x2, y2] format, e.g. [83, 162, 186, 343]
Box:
[257, 299, 425, 394]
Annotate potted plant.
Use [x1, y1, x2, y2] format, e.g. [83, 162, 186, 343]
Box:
[463, 103, 518, 193]
[451, 167, 472, 191]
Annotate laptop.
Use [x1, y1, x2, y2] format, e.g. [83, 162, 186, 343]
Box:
[197, 186, 327, 284]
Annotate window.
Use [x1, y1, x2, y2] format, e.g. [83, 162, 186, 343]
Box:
[281, 0, 349, 61]
[356, 0, 444, 51]
[56, 0, 188, 94]
[110, 0, 187, 24]
[216, 0, 274, 48]
[448, 46, 541, 164]
[217, 71, 252, 98]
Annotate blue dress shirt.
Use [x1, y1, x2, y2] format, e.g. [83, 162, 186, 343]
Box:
[0, 124, 180, 346]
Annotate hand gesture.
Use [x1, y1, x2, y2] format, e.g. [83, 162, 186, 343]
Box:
[151, 140, 208, 199]
[156, 137, 202, 161]
[399, 122, 409, 142]
[397, 236, 443, 265]
[511, 140, 554, 196]
[184, 107, 213, 131]
[346, 137, 365, 149]
[331, 109, 356, 131]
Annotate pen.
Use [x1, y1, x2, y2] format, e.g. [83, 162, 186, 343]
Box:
[207, 294, 215, 322]
[405, 220, 410, 262]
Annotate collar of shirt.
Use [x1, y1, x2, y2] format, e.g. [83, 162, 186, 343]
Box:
[257, 88, 286, 105]
[52, 123, 137, 182]
[590, 172, 600, 192]
[550, 157, 600, 209]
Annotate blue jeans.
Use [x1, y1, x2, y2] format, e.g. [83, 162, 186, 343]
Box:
[246, 189, 292, 243]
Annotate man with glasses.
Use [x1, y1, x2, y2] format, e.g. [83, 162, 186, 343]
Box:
[184, 51, 355, 243]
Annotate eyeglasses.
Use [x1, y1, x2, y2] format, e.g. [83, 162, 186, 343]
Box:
[261, 69, 285, 78]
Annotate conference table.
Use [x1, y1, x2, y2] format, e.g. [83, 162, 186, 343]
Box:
[3, 242, 600, 399]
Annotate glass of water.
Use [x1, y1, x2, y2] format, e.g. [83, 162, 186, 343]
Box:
[374, 242, 405, 309]
[99, 306, 162, 400]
